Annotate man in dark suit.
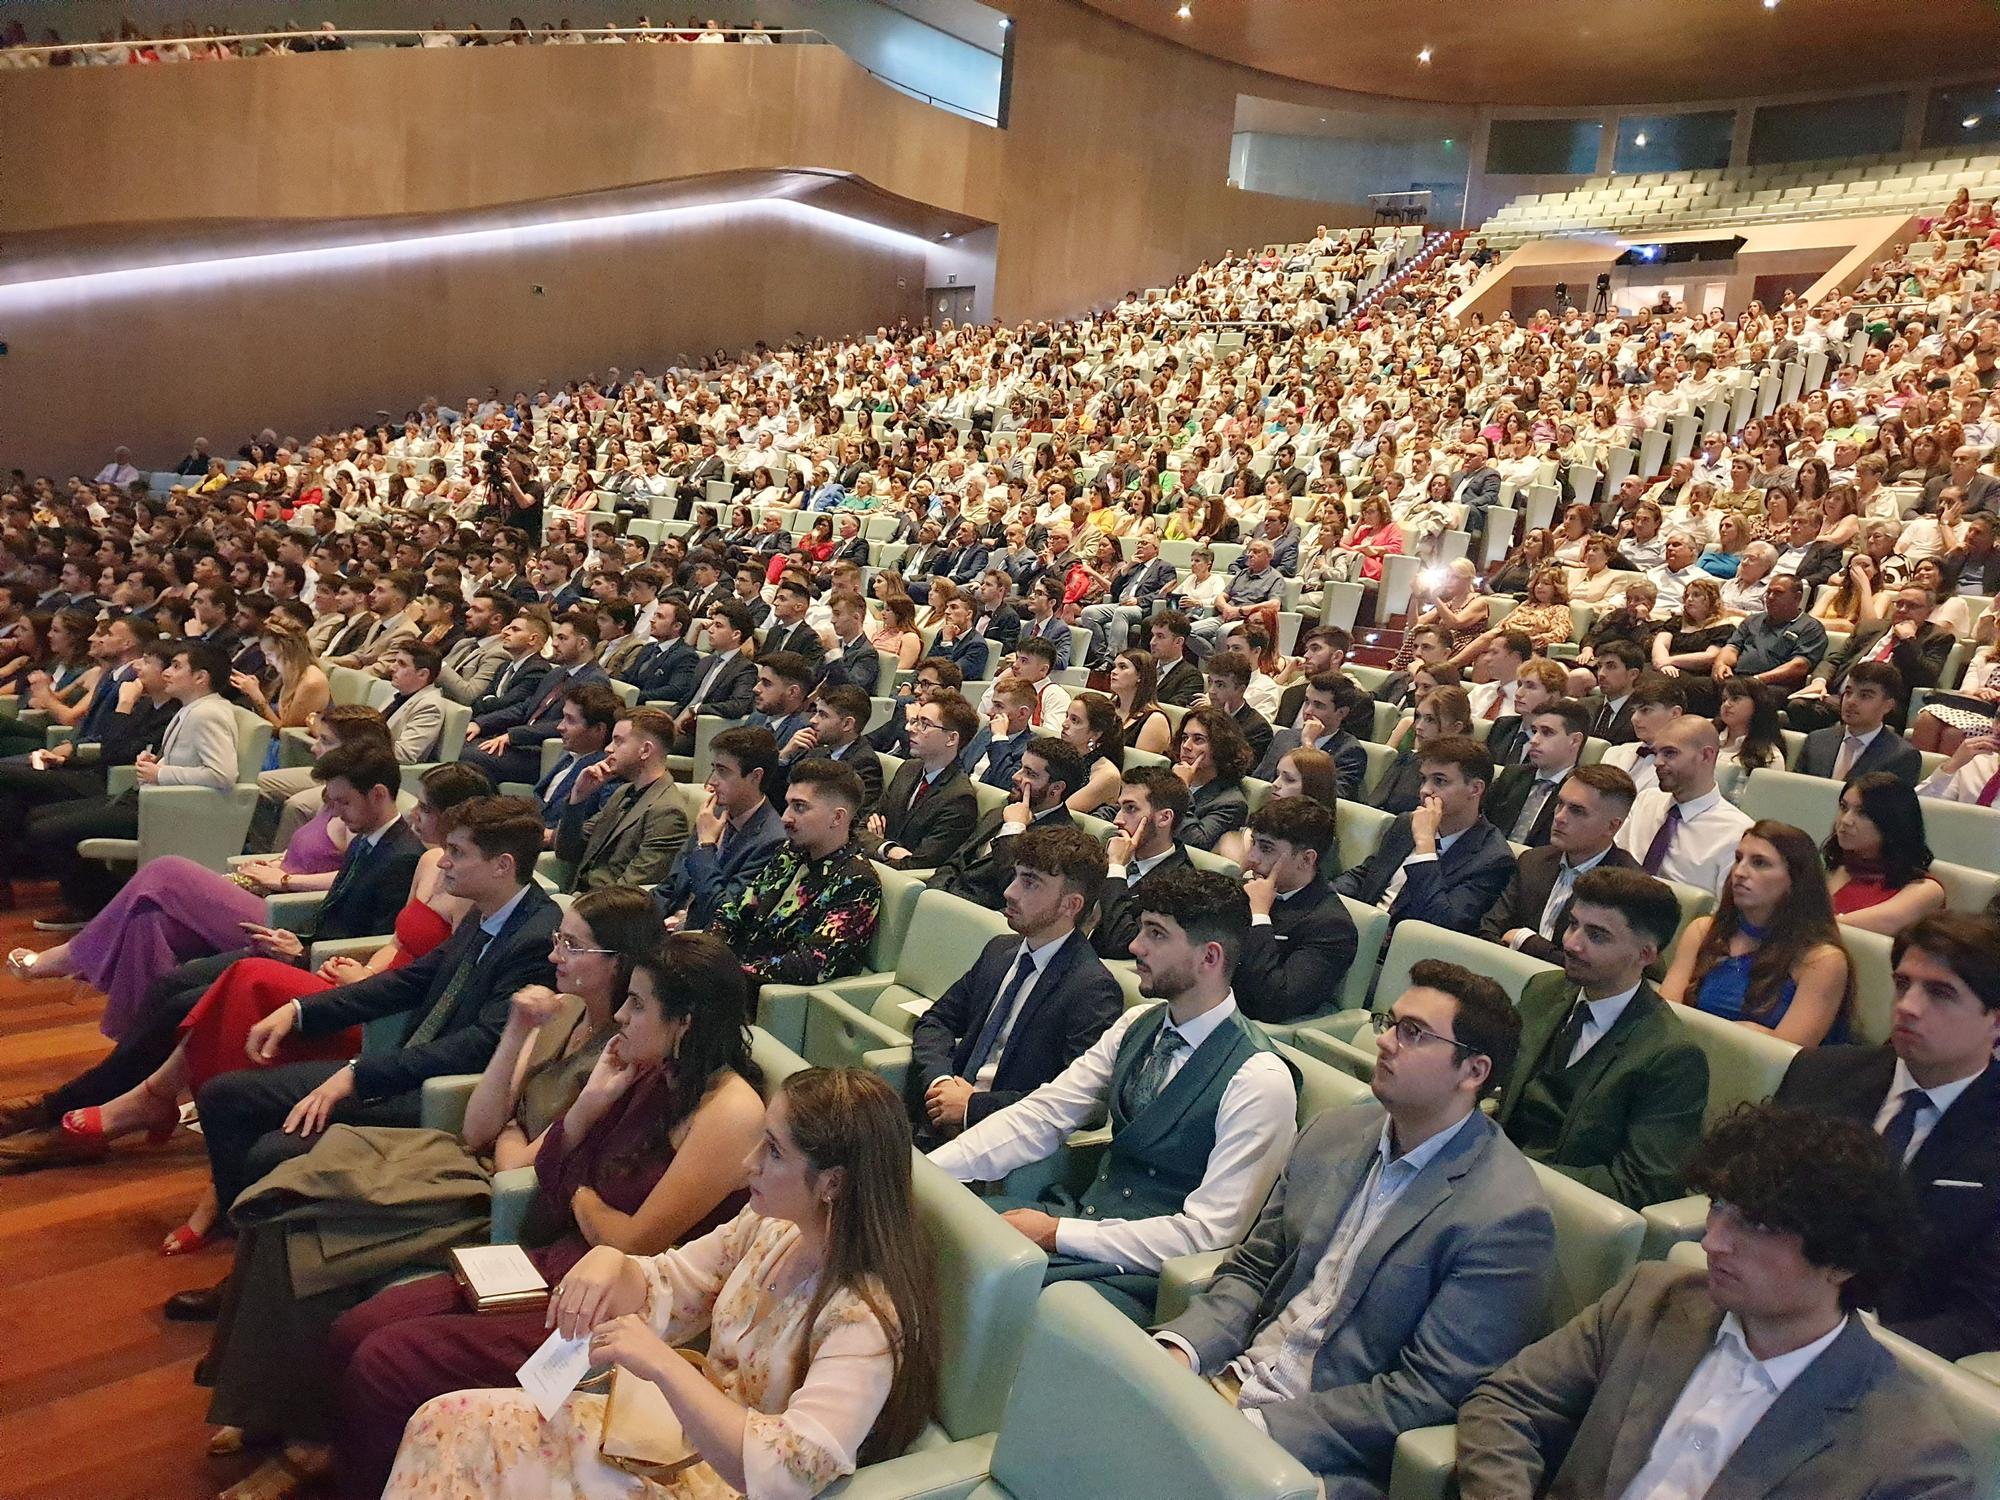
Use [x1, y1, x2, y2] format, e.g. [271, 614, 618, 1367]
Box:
[815, 591, 882, 696]
[1092, 765, 1192, 961]
[554, 707, 689, 892]
[1272, 627, 1351, 730]
[1481, 764, 1641, 963]
[936, 520, 991, 589]
[460, 610, 609, 784]
[663, 599, 759, 755]
[745, 652, 816, 775]
[970, 571, 1021, 659]
[162, 798, 560, 1317]
[1155, 961, 1555, 1497]
[1939, 513, 2000, 598]
[1772, 912, 2000, 1358]
[1482, 697, 1589, 850]
[932, 596, 993, 682]
[1253, 672, 1370, 796]
[465, 609, 555, 724]
[867, 690, 981, 869]
[1794, 661, 1923, 786]
[1447, 439, 1503, 541]
[529, 687, 616, 831]
[1458, 1106, 1974, 1500]
[962, 677, 1037, 791]
[759, 577, 825, 670]
[1787, 585, 1951, 733]
[1149, 613, 1204, 707]
[1335, 736, 1517, 933]
[910, 824, 1123, 1147]
[930, 737, 1084, 910]
[1236, 796, 1359, 1024]
[1202, 648, 1273, 768]
[775, 684, 885, 815]
[1584, 642, 1643, 746]
[1496, 866, 1708, 1208]
[0, 741, 425, 1158]
[655, 726, 787, 932]
[620, 596, 701, 705]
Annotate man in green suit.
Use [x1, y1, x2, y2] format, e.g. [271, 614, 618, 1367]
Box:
[1496, 866, 1709, 1209]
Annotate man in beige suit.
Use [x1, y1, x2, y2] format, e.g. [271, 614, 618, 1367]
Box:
[1456, 1104, 1974, 1500]
[326, 570, 421, 674]
[554, 706, 688, 891]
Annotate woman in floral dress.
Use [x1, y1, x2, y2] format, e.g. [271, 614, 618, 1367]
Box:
[382, 1068, 939, 1500]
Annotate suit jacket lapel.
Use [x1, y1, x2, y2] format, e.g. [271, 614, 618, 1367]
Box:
[583, 782, 644, 865]
[1001, 931, 1079, 1054]
[1326, 1131, 1468, 1329]
[1704, 1320, 1879, 1500]
[1499, 990, 1572, 1126]
[1602, 1289, 1727, 1496]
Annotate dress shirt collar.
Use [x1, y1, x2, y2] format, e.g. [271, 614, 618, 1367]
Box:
[1379, 1104, 1476, 1171]
[1562, 844, 1616, 877]
[1128, 846, 1177, 882]
[1886, 1057, 1982, 1122]
[478, 881, 533, 940]
[1162, 993, 1240, 1052]
[1016, 928, 1072, 973]
[1713, 1312, 1847, 1394]
[1672, 786, 1723, 821]
[1577, 980, 1642, 1032]
[1843, 725, 1883, 753]
[354, 818, 397, 853]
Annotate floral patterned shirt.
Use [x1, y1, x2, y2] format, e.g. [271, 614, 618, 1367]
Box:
[711, 840, 880, 987]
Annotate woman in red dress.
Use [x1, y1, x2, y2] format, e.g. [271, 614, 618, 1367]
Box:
[81, 764, 487, 1254]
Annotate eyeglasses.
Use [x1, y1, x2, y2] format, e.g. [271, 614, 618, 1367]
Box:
[1370, 1011, 1477, 1056]
[552, 934, 617, 957]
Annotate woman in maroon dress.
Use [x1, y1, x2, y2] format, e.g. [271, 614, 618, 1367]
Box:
[326, 930, 768, 1500]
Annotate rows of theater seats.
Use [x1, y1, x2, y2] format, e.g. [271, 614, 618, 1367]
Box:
[1482, 145, 2000, 246]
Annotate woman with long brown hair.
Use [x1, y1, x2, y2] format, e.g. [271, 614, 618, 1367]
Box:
[1661, 820, 1853, 1047]
[1107, 648, 1171, 755]
[383, 1068, 940, 1500]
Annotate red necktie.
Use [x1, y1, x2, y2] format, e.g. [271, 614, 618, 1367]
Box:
[1977, 768, 2000, 808]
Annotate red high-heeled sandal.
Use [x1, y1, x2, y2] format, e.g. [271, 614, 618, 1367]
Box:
[162, 1223, 217, 1257]
[58, 1098, 178, 1150]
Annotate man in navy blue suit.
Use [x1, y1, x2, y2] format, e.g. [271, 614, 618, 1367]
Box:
[1335, 735, 1517, 934]
[656, 726, 788, 931]
[908, 823, 1123, 1147]
[530, 682, 618, 834]
[619, 595, 701, 705]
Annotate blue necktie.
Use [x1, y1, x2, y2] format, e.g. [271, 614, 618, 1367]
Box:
[78, 668, 124, 743]
[1879, 1087, 1931, 1165]
[964, 949, 1040, 1076]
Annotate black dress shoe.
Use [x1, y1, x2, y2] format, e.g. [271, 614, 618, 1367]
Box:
[0, 1094, 53, 1137]
[165, 1282, 227, 1322]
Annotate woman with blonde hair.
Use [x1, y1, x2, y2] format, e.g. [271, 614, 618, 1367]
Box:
[232, 613, 330, 732]
[383, 1069, 940, 1500]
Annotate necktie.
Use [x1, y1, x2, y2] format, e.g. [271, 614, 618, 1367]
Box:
[910, 771, 932, 810]
[1121, 1021, 1188, 1117]
[1833, 734, 1864, 780]
[1549, 997, 1594, 1071]
[1483, 690, 1505, 721]
[1511, 777, 1560, 843]
[1879, 1086, 1931, 1164]
[527, 668, 570, 721]
[320, 832, 371, 914]
[1641, 800, 1683, 876]
[406, 930, 491, 1048]
[1978, 768, 2000, 808]
[964, 949, 1040, 1076]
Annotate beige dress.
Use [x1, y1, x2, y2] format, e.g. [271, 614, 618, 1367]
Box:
[382, 1211, 896, 1500]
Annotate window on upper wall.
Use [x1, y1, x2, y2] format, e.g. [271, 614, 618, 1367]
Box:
[1613, 112, 1733, 173]
[1921, 81, 2000, 150]
[1748, 95, 1903, 165]
[1486, 118, 1603, 175]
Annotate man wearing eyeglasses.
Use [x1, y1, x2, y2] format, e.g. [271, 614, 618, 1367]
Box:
[1152, 959, 1556, 1498]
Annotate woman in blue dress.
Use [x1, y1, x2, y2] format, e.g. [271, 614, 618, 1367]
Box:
[1660, 818, 1854, 1047]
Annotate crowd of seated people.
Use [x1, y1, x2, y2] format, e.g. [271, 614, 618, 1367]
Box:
[0, 14, 787, 65]
[0, 196, 1998, 1499]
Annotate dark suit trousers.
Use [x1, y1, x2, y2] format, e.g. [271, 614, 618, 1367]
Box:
[199, 1060, 422, 1213]
[1785, 697, 1841, 734]
[25, 788, 139, 911]
[47, 949, 249, 1114]
[456, 744, 546, 786]
[0, 757, 108, 835]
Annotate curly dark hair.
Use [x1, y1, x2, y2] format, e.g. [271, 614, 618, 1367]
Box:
[1684, 1103, 1913, 1310]
[1171, 703, 1255, 784]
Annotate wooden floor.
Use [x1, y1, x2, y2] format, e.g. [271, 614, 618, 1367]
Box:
[0, 882, 261, 1500]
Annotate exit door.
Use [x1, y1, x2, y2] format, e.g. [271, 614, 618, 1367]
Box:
[929, 286, 976, 323]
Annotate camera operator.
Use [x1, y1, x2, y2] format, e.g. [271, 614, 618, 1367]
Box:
[486, 442, 545, 539]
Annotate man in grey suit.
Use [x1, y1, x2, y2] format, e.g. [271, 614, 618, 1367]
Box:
[554, 707, 689, 891]
[1154, 959, 1556, 1500]
[436, 590, 513, 705]
[1794, 661, 1923, 786]
[1457, 1105, 1975, 1500]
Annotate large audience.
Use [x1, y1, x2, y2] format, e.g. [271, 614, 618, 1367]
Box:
[1, 191, 1999, 1500]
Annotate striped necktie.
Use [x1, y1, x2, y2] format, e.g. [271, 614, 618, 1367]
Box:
[406, 930, 492, 1049]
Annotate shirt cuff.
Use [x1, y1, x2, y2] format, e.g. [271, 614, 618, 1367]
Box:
[1240, 1406, 1270, 1436]
[1153, 1331, 1202, 1376]
[1505, 929, 1528, 950]
[1402, 851, 1439, 867]
[1105, 864, 1129, 881]
[1250, 913, 1274, 927]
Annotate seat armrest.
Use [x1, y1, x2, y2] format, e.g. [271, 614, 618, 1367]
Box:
[264, 891, 328, 932]
[821, 974, 897, 1008]
[420, 1074, 482, 1134]
[1957, 1351, 2000, 1386]
[1388, 1424, 1459, 1500]
[1153, 1248, 1232, 1323]
[816, 1435, 995, 1500]
[106, 763, 137, 795]
[860, 1043, 913, 1097]
[755, 982, 817, 1053]
[489, 1166, 540, 1246]
[1640, 1194, 1710, 1261]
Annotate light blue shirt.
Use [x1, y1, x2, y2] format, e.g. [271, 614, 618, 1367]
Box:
[478, 881, 533, 941]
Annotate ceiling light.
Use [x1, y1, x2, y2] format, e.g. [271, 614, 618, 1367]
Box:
[1634, 132, 1648, 147]
[1965, 116, 1984, 130]
[1176, 4, 1191, 18]
[1416, 46, 1432, 64]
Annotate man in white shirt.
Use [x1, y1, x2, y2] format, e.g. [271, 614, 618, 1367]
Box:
[1917, 724, 2000, 806]
[1153, 961, 1555, 1495]
[1647, 532, 1706, 614]
[93, 446, 141, 487]
[1455, 1104, 1974, 1500]
[1615, 715, 1752, 899]
[930, 866, 1297, 1322]
[1598, 677, 1684, 798]
[1467, 631, 1531, 722]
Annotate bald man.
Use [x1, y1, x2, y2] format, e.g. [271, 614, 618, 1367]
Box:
[1612, 715, 1752, 899]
